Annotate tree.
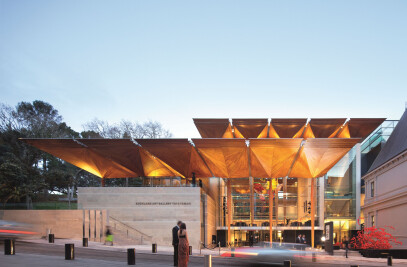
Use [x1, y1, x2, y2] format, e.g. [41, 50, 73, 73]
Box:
[82, 118, 172, 139]
[80, 130, 103, 139]
[350, 226, 402, 249]
[0, 103, 19, 132]
[0, 101, 84, 202]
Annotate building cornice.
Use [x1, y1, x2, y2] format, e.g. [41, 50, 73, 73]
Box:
[362, 190, 407, 210]
[363, 149, 407, 181]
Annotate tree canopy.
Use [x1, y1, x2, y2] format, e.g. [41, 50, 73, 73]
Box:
[0, 100, 173, 206]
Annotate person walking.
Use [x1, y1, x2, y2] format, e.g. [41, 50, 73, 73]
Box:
[104, 226, 113, 246]
[172, 221, 182, 266]
[343, 236, 349, 258]
[178, 222, 189, 267]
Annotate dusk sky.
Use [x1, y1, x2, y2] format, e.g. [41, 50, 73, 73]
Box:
[1, 0, 406, 138]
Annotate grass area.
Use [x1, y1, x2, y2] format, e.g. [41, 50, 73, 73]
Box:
[1, 201, 77, 210]
[33, 202, 78, 210]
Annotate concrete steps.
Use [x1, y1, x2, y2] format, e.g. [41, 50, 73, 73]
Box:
[109, 216, 152, 246]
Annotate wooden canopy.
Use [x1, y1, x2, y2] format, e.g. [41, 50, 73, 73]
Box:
[21, 118, 384, 179]
[22, 137, 360, 179]
[194, 118, 385, 139]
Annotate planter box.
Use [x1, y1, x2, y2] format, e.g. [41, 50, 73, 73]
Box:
[360, 249, 407, 259]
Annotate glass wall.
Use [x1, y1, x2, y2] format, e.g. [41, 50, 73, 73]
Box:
[324, 147, 358, 244]
[218, 177, 321, 228]
[231, 178, 251, 222]
[361, 120, 398, 176]
[325, 147, 357, 219]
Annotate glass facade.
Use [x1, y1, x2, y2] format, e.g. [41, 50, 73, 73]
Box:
[361, 120, 398, 176]
[324, 146, 358, 244]
[325, 147, 357, 219]
[217, 176, 322, 245]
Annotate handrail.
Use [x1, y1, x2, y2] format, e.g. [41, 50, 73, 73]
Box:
[109, 216, 152, 240]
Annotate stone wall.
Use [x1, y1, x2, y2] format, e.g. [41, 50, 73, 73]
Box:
[78, 187, 202, 248]
[0, 210, 106, 240]
[205, 193, 217, 245]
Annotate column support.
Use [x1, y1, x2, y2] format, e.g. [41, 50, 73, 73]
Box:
[268, 179, 273, 246]
[227, 179, 232, 246]
[275, 180, 279, 226]
[311, 178, 315, 248]
[101, 178, 105, 187]
[283, 177, 287, 224]
[319, 177, 325, 230]
[355, 143, 361, 230]
[249, 177, 254, 226]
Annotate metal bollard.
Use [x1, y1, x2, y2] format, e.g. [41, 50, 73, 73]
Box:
[231, 247, 235, 257]
[283, 260, 291, 267]
[127, 248, 136, 265]
[388, 256, 393, 266]
[189, 246, 192, 255]
[312, 252, 316, 262]
[152, 243, 157, 253]
[65, 244, 74, 260]
[204, 254, 212, 267]
[83, 237, 88, 247]
[48, 233, 54, 243]
[4, 239, 15, 255]
[219, 242, 221, 256]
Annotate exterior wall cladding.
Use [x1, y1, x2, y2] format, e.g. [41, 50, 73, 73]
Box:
[362, 151, 407, 248]
[78, 186, 216, 249]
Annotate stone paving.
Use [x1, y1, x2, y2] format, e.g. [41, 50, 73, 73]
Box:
[16, 238, 407, 266]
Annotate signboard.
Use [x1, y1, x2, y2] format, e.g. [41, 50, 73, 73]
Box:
[324, 221, 334, 255]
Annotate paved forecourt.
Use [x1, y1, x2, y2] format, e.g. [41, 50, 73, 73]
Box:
[2, 238, 407, 267]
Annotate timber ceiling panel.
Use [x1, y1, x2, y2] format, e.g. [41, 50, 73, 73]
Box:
[192, 139, 249, 178]
[138, 147, 183, 177]
[271, 119, 307, 138]
[193, 119, 232, 138]
[347, 118, 386, 139]
[22, 139, 137, 178]
[289, 138, 360, 178]
[136, 139, 211, 178]
[80, 139, 144, 177]
[232, 119, 268, 138]
[249, 138, 303, 178]
[309, 118, 346, 138]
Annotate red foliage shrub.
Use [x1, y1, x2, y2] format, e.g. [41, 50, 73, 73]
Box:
[351, 226, 402, 250]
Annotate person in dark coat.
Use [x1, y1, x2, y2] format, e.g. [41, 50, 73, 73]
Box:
[296, 234, 302, 243]
[172, 221, 182, 266]
[343, 236, 349, 258]
[302, 234, 307, 244]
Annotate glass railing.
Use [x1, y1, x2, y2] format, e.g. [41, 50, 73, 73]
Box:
[361, 120, 398, 154]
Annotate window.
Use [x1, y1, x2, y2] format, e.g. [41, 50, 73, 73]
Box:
[371, 181, 375, 197]
[371, 215, 375, 227]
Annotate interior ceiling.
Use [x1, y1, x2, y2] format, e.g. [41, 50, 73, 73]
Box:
[21, 118, 384, 179]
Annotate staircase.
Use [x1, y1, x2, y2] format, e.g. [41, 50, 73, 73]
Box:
[109, 216, 153, 245]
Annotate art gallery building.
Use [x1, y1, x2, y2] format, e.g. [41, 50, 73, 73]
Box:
[24, 118, 386, 249]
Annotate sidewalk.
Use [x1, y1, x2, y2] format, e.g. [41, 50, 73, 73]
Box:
[21, 238, 407, 266]
[21, 237, 225, 256]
